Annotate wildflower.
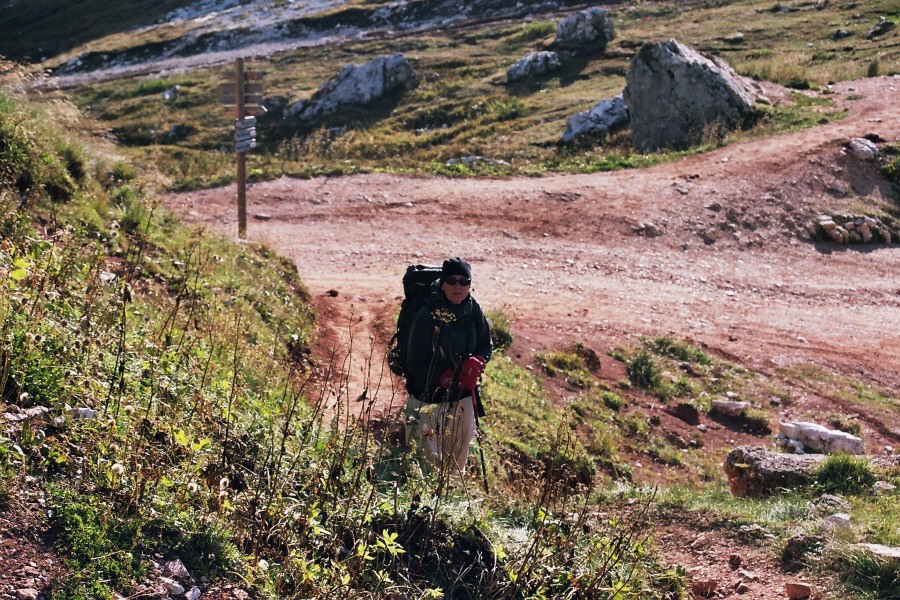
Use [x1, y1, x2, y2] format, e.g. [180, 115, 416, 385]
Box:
[111, 463, 125, 475]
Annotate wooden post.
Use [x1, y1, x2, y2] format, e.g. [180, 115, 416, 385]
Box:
[235, 57, 247, 239]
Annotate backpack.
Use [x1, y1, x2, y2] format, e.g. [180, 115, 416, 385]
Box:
[387, 264, 442, 377]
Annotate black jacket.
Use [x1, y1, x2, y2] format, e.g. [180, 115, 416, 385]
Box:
[406, 281, 493, 401]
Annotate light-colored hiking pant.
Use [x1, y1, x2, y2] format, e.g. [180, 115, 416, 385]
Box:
[405, 393, 476, 476]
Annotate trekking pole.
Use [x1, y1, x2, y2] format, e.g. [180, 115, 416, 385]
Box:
[470, 386, 490, 494]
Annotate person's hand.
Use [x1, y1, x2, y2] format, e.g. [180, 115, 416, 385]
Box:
[457, 356, 486, 391]
[438, 368, 454, 388]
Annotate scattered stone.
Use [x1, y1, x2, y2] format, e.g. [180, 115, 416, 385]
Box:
[779, 421, 864, 454]
[4, 406, 50, 422]
[186, 586, 202, 600]
[847, 137, 879, 160]
[507, 51, 561, 82]
[164, 558, 192, 582]
[819, 512, 852, 533]
[560, 94, 630, 144]
[807, 493, 851, 517]
[253, 213, 272, 221]
[691, 579, 717, 598]
[785, 582, 812, 599]
[286, 54, 418, 121]
[855, 543, 900, 562]
[723, 32, 745, 44]
[554, 7, 615, 51]
[711, 399, 749, 417]
[16, 589, 40, 600]
[874, 481, 896, 493]
[866, 18, 896, 39]
[824, 181, 848, 197]
[735, 581, 751, 594]
[623, 39, 766, 152]
[69, 407, 98, 420]
[160, 577, 185, 596]
[634, 221, 661, 238]
[832, 29, 852, 40]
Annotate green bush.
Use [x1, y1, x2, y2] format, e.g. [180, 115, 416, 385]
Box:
[815, 454, 876, 495]
[486, 310, 513, 350]
[627, 350, 661, 389]
[650, 337, 711, 365]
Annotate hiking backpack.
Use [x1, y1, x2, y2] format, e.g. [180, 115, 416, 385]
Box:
[387, 264, 442, 378]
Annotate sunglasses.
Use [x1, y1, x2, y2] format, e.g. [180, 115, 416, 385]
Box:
[444, 276, 471, 287]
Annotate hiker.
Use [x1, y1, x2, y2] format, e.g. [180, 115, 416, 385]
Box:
[404, 257, 492, 476]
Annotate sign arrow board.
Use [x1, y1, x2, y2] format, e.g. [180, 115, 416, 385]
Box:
[235, 139, 257, 153]
[234, 127, 256, 142]
[223, 70, 265, 82]
[235, 116, 256, 130]
[223, 105, 268, 117]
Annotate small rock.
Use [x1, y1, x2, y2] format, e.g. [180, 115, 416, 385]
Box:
[728, 553, 742, 569]
[69, 407, 97, 420]
[820, 512, 852, 533]
[164, 558, 192, 581]
[16, 589, 40, 600]
[160, 577, 185, 596]
[785, 582, 812, 599]
[855, 543, 900, 561]
[186, 586, 202, 600]
[691, 579, 717, 597]
[874, 481, 896, 493]
[847, 138, 878, 160]
[711, 399, 749, 417]
[735, 581, 751, 594]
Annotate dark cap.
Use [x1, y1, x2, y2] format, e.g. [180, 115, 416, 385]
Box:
[440, 257, 471, 283]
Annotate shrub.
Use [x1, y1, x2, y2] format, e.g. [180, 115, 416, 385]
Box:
[650, 337, 711, 365]
[536, 350, 593, 388]
[486, 310, 513, 350]
[815, 454, 876, 494]
[626, 350, 661, 389]
[600, 391, 624, 411]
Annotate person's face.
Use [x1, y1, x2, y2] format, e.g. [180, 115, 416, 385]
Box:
[442, 275, 471, 305]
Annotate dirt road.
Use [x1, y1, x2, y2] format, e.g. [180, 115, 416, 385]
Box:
[168, 76, 899, 398]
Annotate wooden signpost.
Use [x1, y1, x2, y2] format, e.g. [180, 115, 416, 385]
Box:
[221, 58, 267, 239]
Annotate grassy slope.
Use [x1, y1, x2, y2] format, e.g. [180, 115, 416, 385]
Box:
[0, 65, 690, 599]
[0, 0, 198, 62]
[54, 0, 900, 189]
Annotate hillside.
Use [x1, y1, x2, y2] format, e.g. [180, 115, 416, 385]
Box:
[1, 1, 899, 599]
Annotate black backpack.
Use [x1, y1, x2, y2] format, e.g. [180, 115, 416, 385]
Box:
[387, 264, 442, 377]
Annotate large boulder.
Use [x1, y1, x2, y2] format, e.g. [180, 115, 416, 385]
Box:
[554, 7, 615, 51]
[560, 93, 629, 144]
[723, 446, 900, 497]
[286, 54, 418, 121]
[507, 51, 561, 82]
[779, 421, 864, 454]
[623, 39, 765, 152]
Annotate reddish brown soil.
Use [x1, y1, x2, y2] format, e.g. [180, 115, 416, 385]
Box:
[163, 76, 900, 598]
